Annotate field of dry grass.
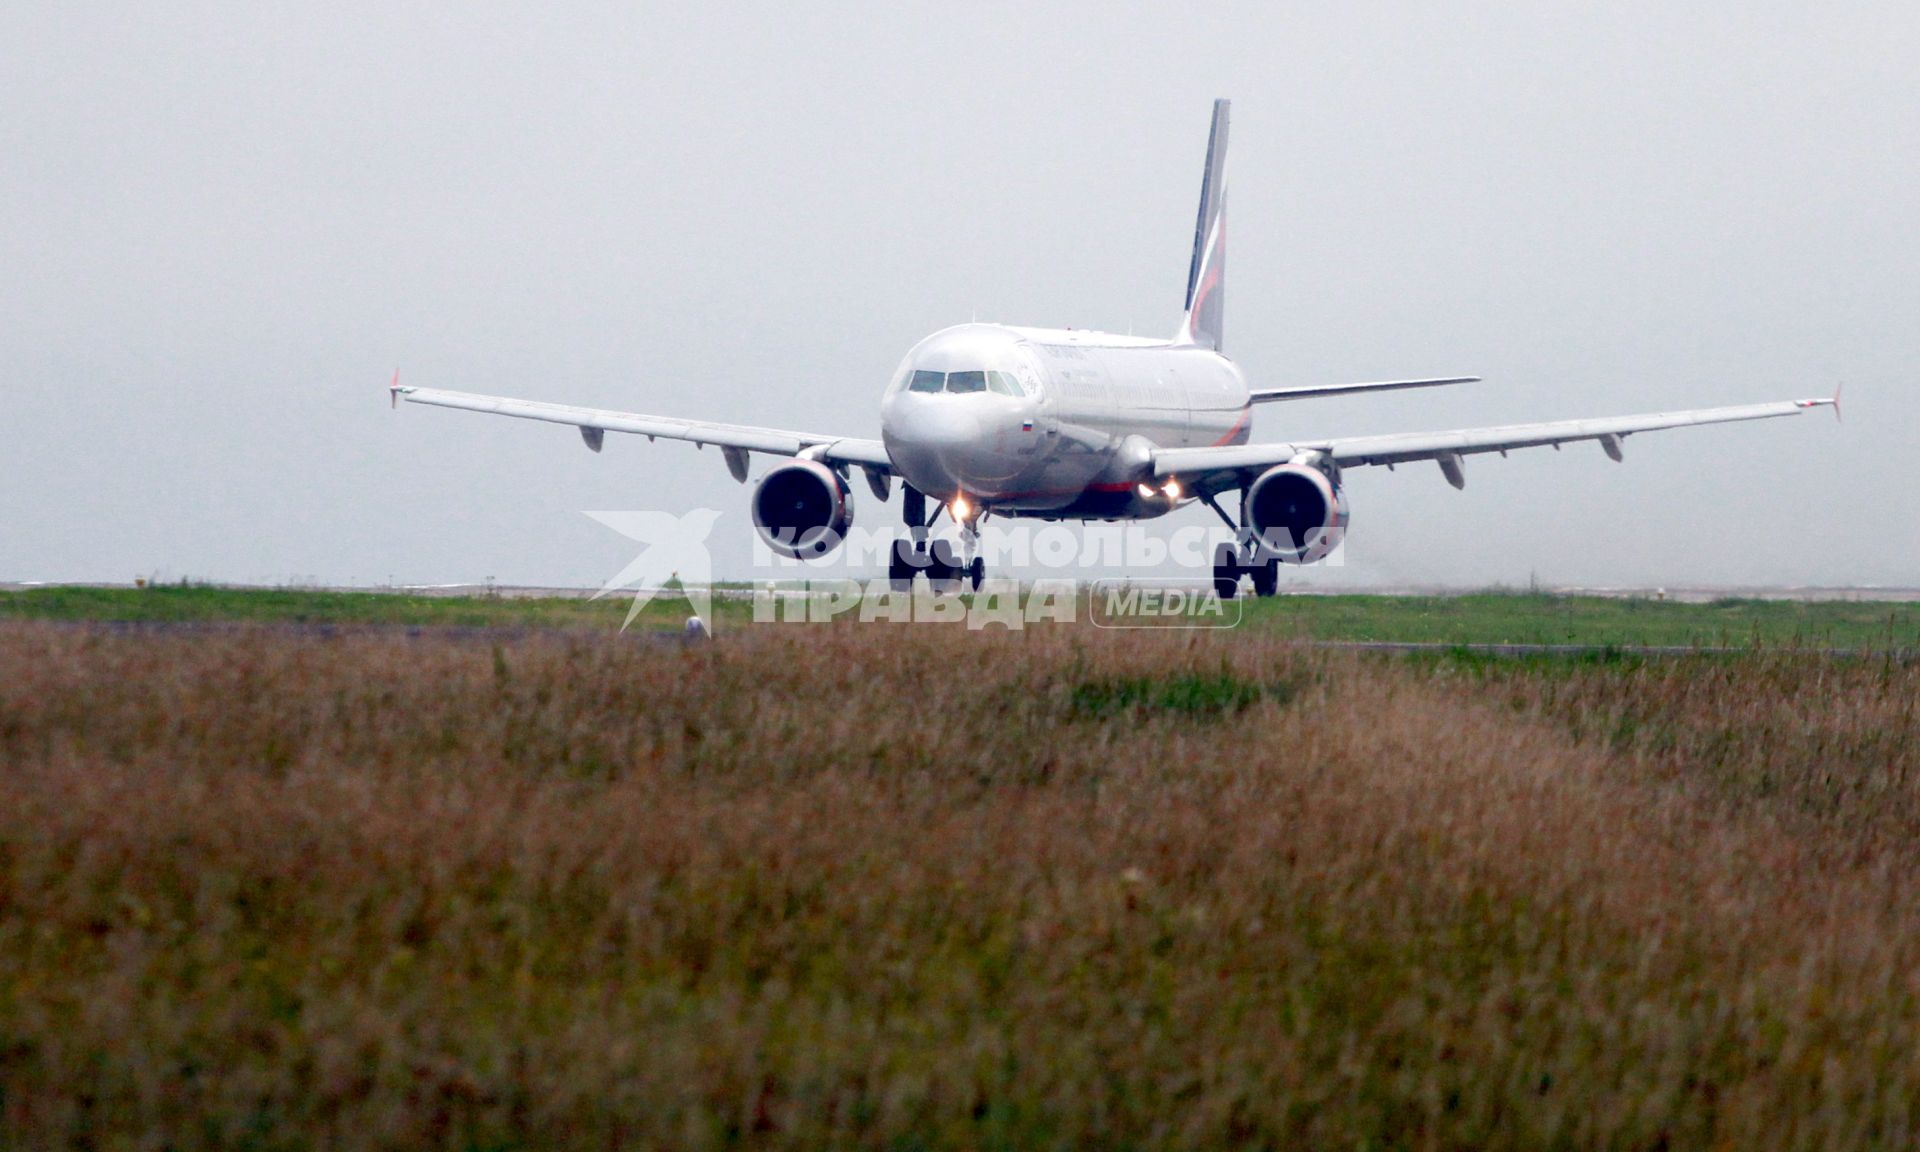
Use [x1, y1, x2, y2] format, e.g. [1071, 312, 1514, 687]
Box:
[2, 621, 1917, 1148]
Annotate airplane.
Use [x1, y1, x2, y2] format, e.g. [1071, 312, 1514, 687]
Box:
[392, 99, 1837, 599]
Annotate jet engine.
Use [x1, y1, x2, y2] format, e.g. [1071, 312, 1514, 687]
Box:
[1244, 460, 1349, 564]
[751, 458, 854, 559]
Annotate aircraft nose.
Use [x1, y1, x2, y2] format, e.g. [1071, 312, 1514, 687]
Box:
[901, 399, 983, 447]
[882, 394, 988, 497]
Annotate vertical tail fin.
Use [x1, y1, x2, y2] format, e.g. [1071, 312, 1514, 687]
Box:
[1177, 98, 1230, 351]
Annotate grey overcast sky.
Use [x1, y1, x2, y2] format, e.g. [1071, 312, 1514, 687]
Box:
[3, 2, 1914, 588]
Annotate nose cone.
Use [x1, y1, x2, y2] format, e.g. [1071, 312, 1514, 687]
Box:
[891, 393, 983, 447]
[881, 392, 985, 498]
[879, 324, 1040, 500]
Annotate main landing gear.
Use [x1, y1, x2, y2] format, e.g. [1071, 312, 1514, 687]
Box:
[1212, 540, 1278, 600]
[889, 486, 986, 592]
[1201, 488, 1281, 600]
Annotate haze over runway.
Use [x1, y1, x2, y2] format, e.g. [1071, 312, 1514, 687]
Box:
[3, 2, 1914, 589]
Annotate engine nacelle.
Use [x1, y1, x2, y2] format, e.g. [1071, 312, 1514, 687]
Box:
[751, 458, 854, 559]
[1245, 461, 1349, 564]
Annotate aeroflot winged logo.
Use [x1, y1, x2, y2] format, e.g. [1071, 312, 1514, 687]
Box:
[587, 509, 721, 631]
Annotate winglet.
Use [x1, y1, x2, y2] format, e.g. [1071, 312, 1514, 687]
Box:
[1793, 388, 1841, 422]
[387, 369, 420, 411]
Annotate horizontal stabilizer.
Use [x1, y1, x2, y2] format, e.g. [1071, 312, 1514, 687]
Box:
[1248, 376, 1479, 404]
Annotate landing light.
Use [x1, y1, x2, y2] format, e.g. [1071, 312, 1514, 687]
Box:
[1136, 483, 1156, 499]
[952, 493, 973, 522]
[1164, 477, 1182, 501]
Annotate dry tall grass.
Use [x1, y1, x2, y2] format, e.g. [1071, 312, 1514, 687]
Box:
[1, 622, 1916, 1148]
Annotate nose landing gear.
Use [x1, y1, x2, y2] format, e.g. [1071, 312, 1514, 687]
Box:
[887, 536, 984, 592]
[888, 486, 987, 592]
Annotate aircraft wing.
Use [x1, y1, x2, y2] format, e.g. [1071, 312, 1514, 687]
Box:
[1154, 395, 1837, 490]
[390, 383, 893, 473]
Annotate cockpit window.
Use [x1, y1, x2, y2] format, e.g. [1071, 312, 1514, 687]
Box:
[986, 370, 1025, 397]
[903, 366, 1031, 396]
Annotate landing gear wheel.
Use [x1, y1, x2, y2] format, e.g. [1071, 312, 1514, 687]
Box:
[967, 556, 985, 592]
[1212, 542, 1242, 601]
[1250, 557, 1280, 598]
[888, 539, 918, 593]
[927, 539, 964, 594]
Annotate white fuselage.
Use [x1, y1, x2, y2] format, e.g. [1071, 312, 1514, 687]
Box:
[879, 323, 1250, 519]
